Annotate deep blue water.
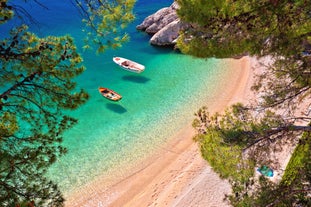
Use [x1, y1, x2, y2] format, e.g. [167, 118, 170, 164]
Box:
[2, 0, 235, 196]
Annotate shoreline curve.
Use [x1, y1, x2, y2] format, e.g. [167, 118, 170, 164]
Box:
[65, 56, 255, 207]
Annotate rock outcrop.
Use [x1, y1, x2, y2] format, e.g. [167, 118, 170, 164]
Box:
[150, 19, 189, 46]
[136, 2, 185, 46]
[137, 2, 249, 59]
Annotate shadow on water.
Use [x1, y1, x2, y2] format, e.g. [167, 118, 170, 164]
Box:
[106, 103, 127, 114]
[122, 75, 150, 83]
[137, 44, 178, 55]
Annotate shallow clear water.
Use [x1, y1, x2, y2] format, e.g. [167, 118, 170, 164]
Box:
[3, 0, 235, 194]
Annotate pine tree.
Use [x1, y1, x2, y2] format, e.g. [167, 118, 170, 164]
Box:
[177, 0, 311, 205]
[73, 0, 136, 52]
[0, 0, 135, 206]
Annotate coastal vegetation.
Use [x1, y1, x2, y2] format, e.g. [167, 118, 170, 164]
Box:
[73, 0, 135, 52]
[177, 0, 310, 206]
[1, 0, 310, 206]
[0, 0, 134, 206]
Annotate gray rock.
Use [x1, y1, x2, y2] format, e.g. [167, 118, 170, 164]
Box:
[136, 7, 173, 32]
[136, 2, 179, 33]
[145, 12, 178, 34]
[150, 19, 186, 46]
[137, 1, 185, 46]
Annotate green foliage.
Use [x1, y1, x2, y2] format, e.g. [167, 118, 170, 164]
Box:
[192, 104, 298, 181]
[229, 176, 280, 207]
[193, 103, 311, 206]
[196, 131, 254, 182]
[229, 134, 311, 206]
[0, 1, 96, 206]
[0, 0, 135, 205]
[194, 104, 287, 146]
[0, 25, 89, 205]
[0, 112, 18, 136]
[177, 0, 310, 111]
[177, 0, 311, 206]
[177, 0, 311, 59]
[75, 0, 136, 53]
[282, 132, 311, 187]
[0, 0, 14, 24]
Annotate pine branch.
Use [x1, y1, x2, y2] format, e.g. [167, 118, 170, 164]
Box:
[0, 72, 39, 100]
[243, 125, 311, 151]
[263, 86, 310, 109]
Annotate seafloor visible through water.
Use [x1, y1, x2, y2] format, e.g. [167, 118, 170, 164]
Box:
[3, 0, 238, 195]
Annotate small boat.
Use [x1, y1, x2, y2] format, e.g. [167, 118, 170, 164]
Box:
[98, 87, 122, 101]
[113, 57, 145, 73]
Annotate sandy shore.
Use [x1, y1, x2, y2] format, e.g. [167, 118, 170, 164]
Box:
[65, 56, 255, 207]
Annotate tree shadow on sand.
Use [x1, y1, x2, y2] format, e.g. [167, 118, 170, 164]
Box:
[106, 103, 127, 114]
[122, 75, 150, 84]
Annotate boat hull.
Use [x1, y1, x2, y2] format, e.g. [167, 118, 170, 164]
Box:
[113, 57, 145, 73]
[98, 87, 122, 101]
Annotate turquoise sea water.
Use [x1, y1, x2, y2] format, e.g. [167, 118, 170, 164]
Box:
[4, 0, 236, 196]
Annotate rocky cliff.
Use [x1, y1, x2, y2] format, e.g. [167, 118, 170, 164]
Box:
[136, 2, 187, 46]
